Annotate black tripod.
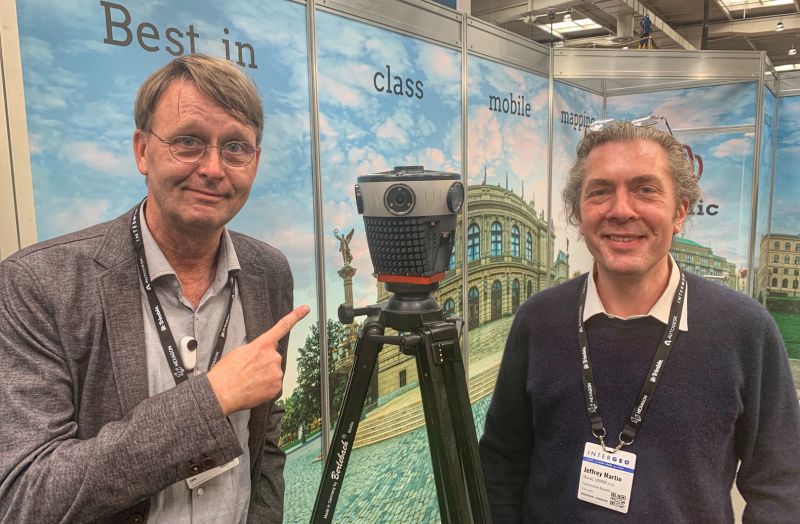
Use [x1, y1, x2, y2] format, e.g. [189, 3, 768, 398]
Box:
[311, 282, 492, 523]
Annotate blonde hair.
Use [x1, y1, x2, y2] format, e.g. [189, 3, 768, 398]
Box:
[134, 54, 264, 144]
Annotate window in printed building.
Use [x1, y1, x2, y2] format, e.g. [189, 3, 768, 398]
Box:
[526, 233, 533, 261]
[511, 226, 520, 257]
[491, 222, 503, 257]
[468, 223, 480, 261]
[443, 298, 455, 318]
[491, 280, 502, 320]
[468, 287, 480, 329]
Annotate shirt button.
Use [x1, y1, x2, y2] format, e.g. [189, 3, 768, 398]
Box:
[197, 487, 205, 496]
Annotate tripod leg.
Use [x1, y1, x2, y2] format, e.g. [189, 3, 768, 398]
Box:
[439, 332, 492, 523]
[414, 326, 482, 524]
[311, 322, 385, 523]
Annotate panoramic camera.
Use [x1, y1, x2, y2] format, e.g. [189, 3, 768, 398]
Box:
[355, 166, 463, 284]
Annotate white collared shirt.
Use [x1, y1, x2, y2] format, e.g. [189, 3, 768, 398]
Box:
[583, 255, 689, 332]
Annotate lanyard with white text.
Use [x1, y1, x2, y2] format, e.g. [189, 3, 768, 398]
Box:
[577, 269, 686, 452]
[130, 200, 237, 385]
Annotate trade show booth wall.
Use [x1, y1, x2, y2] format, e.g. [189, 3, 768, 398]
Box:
[0, 0, 797, 521]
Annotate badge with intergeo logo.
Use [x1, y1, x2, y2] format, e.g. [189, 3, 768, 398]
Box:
[577, 442, 636, 513]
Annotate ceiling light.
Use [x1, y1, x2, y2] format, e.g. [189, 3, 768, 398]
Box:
[564, 12, 572, 23]
[789, 44, 797, 56]
[776, 20, 785, 31]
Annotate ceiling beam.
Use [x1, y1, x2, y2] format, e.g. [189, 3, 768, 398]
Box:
[619, 0, 697, 49]
[473, 0, 571, 24]
[676, 13, 800, 42]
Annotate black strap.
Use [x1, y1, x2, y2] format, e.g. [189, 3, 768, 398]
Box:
[130, 200, 237, 385]
[577, 268, 686, 448]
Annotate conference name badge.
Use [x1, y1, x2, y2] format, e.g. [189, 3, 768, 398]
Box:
[186, 457, 240, 490]
[577, 442, 636, 513]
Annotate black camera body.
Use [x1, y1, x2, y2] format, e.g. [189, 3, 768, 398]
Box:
[355, 166, 463, 284]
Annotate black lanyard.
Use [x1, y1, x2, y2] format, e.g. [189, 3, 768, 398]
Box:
[577, 268, 686, 452]
[130, 200, 237, 385]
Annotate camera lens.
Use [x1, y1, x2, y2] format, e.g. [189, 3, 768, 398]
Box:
[384, 184, 415, 216]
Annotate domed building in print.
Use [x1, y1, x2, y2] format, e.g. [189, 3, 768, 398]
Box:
[373, 180, 556, 403]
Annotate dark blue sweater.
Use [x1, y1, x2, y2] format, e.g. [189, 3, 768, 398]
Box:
[479, 273, 800, 523]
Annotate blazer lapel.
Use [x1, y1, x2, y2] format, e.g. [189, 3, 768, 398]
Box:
[235, 240, 275, 471]
[95, 208, 149, 415]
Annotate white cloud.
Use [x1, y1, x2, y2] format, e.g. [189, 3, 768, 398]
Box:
[418, 45, 460, 82]
[375, 119, 409, 145]
[52, 198, 113, 231]
[62, 141, 129, 174]
[712, 138, 749, 158]
[318, 75, 365, 108]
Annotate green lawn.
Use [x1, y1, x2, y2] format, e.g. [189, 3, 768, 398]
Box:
[771, 311, 800, 360]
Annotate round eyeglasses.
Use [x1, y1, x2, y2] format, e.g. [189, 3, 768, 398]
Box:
[148, 130, 259, 167]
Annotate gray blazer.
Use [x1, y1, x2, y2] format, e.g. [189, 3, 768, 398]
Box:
[0, 207, 293, 523]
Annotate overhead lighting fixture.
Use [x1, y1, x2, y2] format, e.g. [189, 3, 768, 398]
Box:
[718, 0, 794, 11]
[776, 20, 785, 31]
[537, 17, 601, 34]
[789, 43, 797, 56]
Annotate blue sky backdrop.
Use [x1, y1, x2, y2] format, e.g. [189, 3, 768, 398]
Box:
[466, 54, 549, 209]
[604, 82, 759, 273]
[774, 96, 800, 236]
[16, 0, 316, 395]
[15, 0, 795, 392]
[552, 81, 605, 276]
[315, 11, 462, 317]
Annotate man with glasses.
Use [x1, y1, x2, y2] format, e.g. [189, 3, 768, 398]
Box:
[480, 119, 800, 522]
[0, 55, 308, 523]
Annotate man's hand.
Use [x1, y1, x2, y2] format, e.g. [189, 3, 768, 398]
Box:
[207, 305, 310, 416]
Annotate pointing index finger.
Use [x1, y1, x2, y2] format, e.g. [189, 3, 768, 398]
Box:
[263, 305, 310, 343]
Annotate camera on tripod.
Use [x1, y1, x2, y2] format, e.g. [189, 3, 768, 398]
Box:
[312, 166, 490, 524]
[355, 166, 464, 285]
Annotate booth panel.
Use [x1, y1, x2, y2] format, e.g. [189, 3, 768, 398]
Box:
[605, 81, 758, 128]
[14, 0, 320, 510]
[551, 80, 604, 279]
[604, 83, 758, 292]
[669, 130, 754, 291]
[754, 89, 777, 303]
[309, 10, 462, 522]
[770, 95, 800, 359]
[464, 53, 548, 406]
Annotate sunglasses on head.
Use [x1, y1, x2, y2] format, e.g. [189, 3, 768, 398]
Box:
[584, 114, 702, 180]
